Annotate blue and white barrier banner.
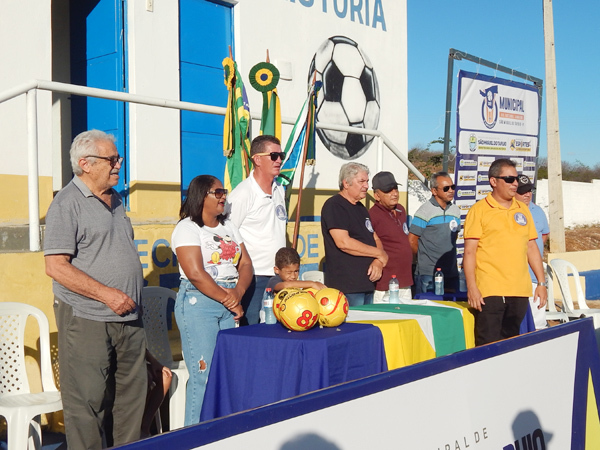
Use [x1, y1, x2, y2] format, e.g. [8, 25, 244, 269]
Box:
[453, 71, 541, 263]
[118, 319, 600, 449]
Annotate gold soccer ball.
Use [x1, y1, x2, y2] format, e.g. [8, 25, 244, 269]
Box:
[278, 291, 320, 332]
[315, 288, 349, 327]
[303, 287, 319, 297]
[273, 288, 300, 321]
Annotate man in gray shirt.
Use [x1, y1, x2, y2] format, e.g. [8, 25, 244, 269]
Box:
[409, 171, 461, 294]
[44, 130, 146, 448]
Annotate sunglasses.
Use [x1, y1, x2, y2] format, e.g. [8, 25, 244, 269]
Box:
[207, 188, 228, 199]
[494, 176, 519, 184]
[86, 154, 123, 168]
[254, 151, 286, 161]
[438, 184, 456, 192]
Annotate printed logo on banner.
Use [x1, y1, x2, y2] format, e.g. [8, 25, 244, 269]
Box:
[502, 427, 546, 450]
[480, 86, 499, 129]
[477, 173, 489, 183]
[478, 159, 493, 170]
[458, 171, 476, 184]
[476, 186, 493, 200]
[469, 134, 477, 152]
[457, 189, 475, 198]
[460, 159, 478, 167]
[524, 160, 536, 169]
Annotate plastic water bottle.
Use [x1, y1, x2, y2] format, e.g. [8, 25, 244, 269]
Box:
[388, 275, 400, 304]
[263, 288, 277, 325]
[434, 268, 444, 295]
[458, 265, 467, 292]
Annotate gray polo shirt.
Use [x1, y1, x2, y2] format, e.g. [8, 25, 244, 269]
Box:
[409, 196, 461, 278]
[44, 176, 143, 322]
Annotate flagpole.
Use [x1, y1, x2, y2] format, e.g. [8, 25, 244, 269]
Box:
[291, 107, 312, 250]
[292, 77, 316, 250]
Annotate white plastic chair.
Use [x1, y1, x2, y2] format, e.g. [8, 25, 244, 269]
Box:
[0, 302, 62, 450]
[301, 270, 324, 283]
[544, 263, 569, 323]
[141, 286, 188, 431]
[550, 259, 600, 327]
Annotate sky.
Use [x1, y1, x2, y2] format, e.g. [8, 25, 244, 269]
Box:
[407, 0, 600, 167]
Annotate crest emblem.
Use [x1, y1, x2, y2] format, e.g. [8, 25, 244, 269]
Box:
[514, 212, 527, 226]
[480, 85, 498, 129]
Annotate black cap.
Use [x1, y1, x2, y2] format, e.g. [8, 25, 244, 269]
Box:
[372, 171, 401, 191]
[517, 174, 534, 194]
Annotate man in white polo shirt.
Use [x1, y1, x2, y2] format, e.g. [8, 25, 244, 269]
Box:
[227, 135, 287, 324]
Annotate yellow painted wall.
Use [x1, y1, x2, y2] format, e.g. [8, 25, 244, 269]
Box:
[127, 181, 180, 222]
[0, 175, 54, 224]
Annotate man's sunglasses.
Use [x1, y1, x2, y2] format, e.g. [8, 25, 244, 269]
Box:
[254, 151, 286, 161]
[494, 176, 519, 184]
[85, 154, 123, 168]
[438, 184, 456, 192]
[207, 188, 228, 199]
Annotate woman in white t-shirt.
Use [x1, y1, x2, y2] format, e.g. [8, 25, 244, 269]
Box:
[171, 175, 253, 426]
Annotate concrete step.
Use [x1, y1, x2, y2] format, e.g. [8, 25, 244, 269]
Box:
[0, 225, 43, 253]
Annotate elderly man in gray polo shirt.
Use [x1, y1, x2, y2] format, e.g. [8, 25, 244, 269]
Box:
[44, 130, 146, 448]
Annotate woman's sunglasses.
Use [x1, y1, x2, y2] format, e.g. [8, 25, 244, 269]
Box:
[254, 151, 286, 161]
[207, 188, 228, 199]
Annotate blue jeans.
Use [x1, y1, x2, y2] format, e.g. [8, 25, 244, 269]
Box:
[415, 275, 434, 295]
[240, 275, 271, 325]
[174, 278, 236, 426]
[345, 291, 374, 307]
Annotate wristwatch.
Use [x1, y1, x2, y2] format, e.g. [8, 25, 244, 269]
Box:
[537, 282, 548, 287]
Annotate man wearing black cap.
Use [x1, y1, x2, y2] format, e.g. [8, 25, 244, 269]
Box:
[369, 171, 413, 302]
[515, 174, 550, 329]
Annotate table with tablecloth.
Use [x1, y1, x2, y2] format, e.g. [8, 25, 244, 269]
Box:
[346, 311, 436, 370]
[347, 299, 534, 370]
[414, 293, 536, 334]
[200, 322, 387, 421]
[349, 303, 467, 356]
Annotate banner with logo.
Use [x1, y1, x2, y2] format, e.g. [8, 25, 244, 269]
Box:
[454, 70, 540, 260]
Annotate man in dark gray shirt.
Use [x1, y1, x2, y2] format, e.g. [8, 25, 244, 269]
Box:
[44, 130, 146, 448]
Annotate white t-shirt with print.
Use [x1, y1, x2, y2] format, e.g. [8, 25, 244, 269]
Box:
[171, 218, 244, 281]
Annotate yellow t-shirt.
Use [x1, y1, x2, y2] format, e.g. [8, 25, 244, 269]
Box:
[464, 193, 538, 298]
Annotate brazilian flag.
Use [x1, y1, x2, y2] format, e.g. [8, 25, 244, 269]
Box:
[278, 81, 321, 210]
[223, 57, 252, 191]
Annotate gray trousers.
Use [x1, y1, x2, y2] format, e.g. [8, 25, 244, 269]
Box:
[55, 299, 147, 449]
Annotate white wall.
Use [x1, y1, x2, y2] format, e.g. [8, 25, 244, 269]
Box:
[127, 1, 181, 184]
[0, 1, 53, 177]
[235, 0, 408, 191]
[408, 179, 600, 228]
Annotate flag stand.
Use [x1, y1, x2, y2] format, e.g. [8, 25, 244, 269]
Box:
[291, 74, 317, 250]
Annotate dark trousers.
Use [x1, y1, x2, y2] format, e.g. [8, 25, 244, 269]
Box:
[475, 296, 529, 346]
[55, 299, 147, 449]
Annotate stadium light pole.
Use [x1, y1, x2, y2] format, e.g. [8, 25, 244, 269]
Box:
[543, 0, 566, 253]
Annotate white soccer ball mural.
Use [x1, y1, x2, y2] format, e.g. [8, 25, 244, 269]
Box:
[308, 36, 381, 160]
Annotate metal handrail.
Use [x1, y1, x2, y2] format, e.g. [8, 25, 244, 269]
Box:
[0, 79, 426, 251]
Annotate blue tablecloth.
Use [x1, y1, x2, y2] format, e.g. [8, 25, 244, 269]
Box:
[200, 322, 387, 421]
